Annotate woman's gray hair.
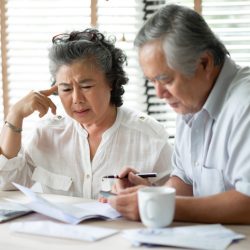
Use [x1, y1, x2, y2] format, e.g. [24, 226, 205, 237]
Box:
[134, 4, 229, 76]
[49, 28, 128, 107]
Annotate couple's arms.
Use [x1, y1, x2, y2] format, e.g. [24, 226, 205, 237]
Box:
[175, 188, 250, 224]
[0, 86, 57, 159]
[108, 175, 193, 221]
[109, 175, 250, 224]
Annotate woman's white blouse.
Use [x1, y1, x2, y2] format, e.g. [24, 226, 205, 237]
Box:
[0, 107, 173, 199]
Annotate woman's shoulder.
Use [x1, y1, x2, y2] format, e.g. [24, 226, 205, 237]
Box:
[36, 115, 74, 131]
[119, 107, 169, 139]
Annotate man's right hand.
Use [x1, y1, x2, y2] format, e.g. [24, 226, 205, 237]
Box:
[111, 167, 151, 193]
[108, 185, 145, 221]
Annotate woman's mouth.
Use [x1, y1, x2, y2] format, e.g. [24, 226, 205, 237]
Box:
[73, 108, 90, 115]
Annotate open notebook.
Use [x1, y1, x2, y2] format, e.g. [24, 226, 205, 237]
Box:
[12, 183, 121, 224]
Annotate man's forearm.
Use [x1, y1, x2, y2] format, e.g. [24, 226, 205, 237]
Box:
[174, 190, 250, 224]
[165, 176, 193, 196]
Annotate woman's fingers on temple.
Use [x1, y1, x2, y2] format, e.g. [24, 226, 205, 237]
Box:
[35, 88, 57, 115]
[47, 98, 57, 114]
[39, 85, 58, 97]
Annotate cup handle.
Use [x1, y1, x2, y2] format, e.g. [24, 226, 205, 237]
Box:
[144, 198, 156, 220]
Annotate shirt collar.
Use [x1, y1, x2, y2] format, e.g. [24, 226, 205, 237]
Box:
[182, 56, 239, 125]
[203, 56, 239, 120]
[74, 107, 121, 138]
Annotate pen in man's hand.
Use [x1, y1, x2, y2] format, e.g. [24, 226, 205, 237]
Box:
[102, 173, 157, 179]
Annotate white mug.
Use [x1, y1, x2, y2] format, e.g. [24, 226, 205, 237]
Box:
[138, 186, 176, 228]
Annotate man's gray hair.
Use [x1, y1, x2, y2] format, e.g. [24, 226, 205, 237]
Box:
[134, 4, 229, 76]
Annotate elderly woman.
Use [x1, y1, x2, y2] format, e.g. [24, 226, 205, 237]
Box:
[0, 29, 172, 199]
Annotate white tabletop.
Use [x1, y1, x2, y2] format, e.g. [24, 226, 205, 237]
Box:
[0, 191, 249, 250]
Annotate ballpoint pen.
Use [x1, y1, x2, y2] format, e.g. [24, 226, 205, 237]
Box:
[102, 172, 157, 179]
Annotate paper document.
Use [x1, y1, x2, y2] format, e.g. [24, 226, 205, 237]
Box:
[10, 220, 119, 241]
[0, 201, 32, 223]
[123, 224, 245, 250]
[12, 183, 121, 224]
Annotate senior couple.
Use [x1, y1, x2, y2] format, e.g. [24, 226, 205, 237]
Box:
[1, 4, 250, 224]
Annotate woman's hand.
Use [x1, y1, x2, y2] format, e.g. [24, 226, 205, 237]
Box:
[0, 85, 58, 159]
[9, 85, 58, 120]
[111, 167, 151, 193]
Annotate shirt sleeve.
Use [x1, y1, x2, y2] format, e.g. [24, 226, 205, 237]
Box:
[152, 138, 173, 185]
[0, 147, 34, 190]
[170, 116, 193, 185]
[228, 104, 250, 196]
[170, 143, 193, 185]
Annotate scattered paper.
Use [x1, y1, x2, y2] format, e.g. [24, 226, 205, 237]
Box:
[123, 224, 245, 250]
[12, 183, 121, 224]
[10, 220, 119, 241]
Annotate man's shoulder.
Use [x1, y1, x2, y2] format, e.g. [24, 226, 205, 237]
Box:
[226, 67, 250, 107]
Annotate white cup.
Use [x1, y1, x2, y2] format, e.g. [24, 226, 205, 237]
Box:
[138, 186, 176, 228]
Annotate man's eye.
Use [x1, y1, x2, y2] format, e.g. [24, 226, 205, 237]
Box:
[161, 79, 172, 85]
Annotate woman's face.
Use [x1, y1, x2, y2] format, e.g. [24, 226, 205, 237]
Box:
[55, 60, 115, 128]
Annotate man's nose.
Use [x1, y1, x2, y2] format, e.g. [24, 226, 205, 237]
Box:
[154, 82, 170, 99]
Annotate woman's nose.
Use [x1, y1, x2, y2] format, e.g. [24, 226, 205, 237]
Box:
[72, 87, 84, 104]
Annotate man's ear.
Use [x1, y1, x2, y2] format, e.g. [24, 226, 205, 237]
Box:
[198, 51, 214, 78]
[200, 51, 214, 71]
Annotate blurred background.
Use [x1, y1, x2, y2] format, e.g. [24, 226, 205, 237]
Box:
[1, 0, 250, 142]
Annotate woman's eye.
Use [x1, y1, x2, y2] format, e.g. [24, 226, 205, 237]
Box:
[81, 86, 92, 89]
[62, 88, 72, 92]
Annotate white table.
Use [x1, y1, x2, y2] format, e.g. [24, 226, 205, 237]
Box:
[0, 191, 249, 250]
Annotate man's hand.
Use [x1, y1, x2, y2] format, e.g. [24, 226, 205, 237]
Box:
[111, 167, 151, 193]
[108, 185, 146, 221]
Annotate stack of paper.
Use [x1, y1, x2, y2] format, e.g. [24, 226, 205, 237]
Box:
[10, 220, 119, 241]
[123, 224, 245, 250]
[12, 183, 121, 224]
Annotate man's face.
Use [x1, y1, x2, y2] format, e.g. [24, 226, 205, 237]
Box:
[139, 40, 214, 114]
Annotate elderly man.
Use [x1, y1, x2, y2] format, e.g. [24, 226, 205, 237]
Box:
[107, 4, 250, 224]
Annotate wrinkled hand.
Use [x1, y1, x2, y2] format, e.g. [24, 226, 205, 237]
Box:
[108, 185, 146, 221]
[111, 167, 151, 193]
[10, 85, 57, 119]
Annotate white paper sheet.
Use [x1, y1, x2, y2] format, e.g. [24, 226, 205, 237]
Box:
[12, 183, 121, 224]
[123, 224, 245, 250]
[0, 201, 31, 222]
[10, 220, 119, 241]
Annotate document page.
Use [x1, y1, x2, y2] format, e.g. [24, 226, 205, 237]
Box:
[123, 224, 245, 250]
[12, 183, 121, 224]
[10, 220, 119, 241]
[0, 201, 32, 223]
